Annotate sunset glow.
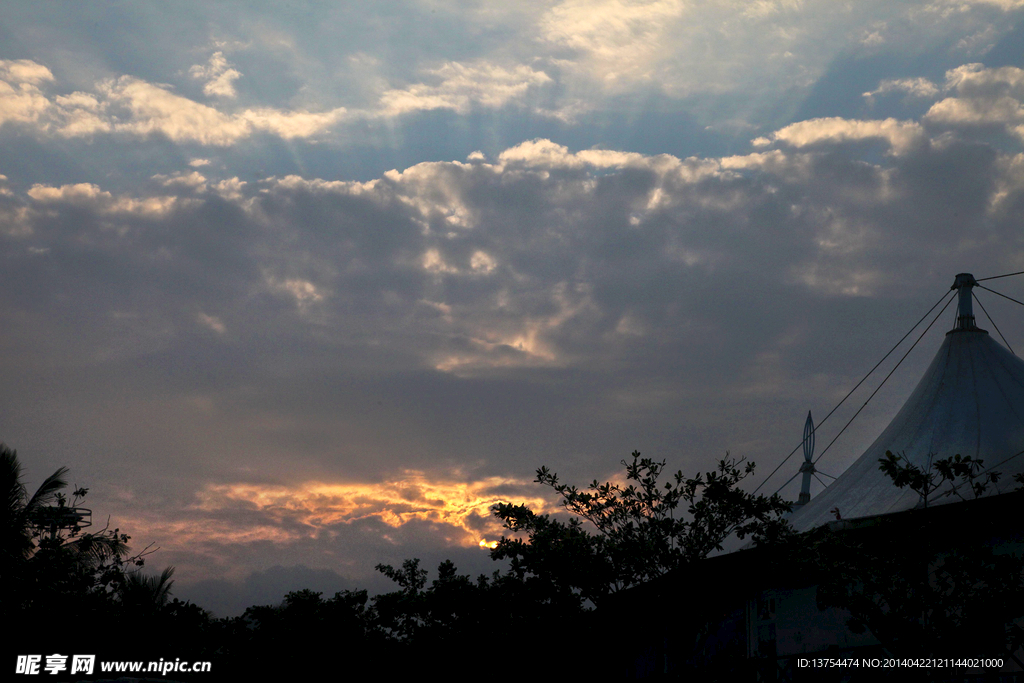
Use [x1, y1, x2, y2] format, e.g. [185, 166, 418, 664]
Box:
[120, 473, 556, 556]
[6, 0, 1024, 617]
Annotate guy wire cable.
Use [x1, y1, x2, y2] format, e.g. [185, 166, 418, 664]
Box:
[768, 289, 957, 498]
[753, 288, 954, 494]
[973, 291, 1014, 355]
[976, 270, 1024, 282]
[809, 289, 957, 470]
[977, 284, 1024, 308]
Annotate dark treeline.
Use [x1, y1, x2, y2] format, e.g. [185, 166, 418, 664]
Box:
[4, 448, 786, 679]
[5, 444, 1024, 680]
[9, 448, 722, 679]
[9, 553, 599, 679]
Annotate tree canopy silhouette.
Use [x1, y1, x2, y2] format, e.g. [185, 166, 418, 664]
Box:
[490, 451, 792, 607]
[1, 443, 198, 668]
[802, 451, 1024, 662]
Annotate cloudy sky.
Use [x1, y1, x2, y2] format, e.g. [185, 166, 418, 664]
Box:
[5, 0, 1024, 615]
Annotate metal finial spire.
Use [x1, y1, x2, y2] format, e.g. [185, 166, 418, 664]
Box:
[802, 410, 815, 464]
[952, 273, 978, 331]
[796, 411, 816, 507]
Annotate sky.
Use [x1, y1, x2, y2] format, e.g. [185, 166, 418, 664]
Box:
[4, 0, 1024, 616]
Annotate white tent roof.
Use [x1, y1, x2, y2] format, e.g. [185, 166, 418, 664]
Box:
[788, 275, 1024, 532]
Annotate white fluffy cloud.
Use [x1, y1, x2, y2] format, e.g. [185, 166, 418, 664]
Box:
[540, 0, 689, 88]
[755, 117, 926, 155]
[863, 77, 941, 101]
[13, 122, 1019, 380]
[0, 59, 55, 85]
[379, 62, 552, 116]
[531, 0, 987, 102]
[98, 76, 251, 144]
[27, 182, 181, 217]
[100, 76, 347, 144]
[495, 138, 716, 180]
[0, 59, 54, 127]
[925, 64, 1024, 139]
[0, 60, 346, 144]
[155, 170, 208, 191]
[189, 51, 243, 99]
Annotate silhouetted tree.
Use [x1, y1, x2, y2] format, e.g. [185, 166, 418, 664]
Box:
[222, 587, 381, 679]
[1, 443, 70, 575]
[371, 557, 597, 676]
[491, 451, 792, 607]
[0, 443, 197, 671]
[808, 451, 1024, 664]
[119, 565, 176, 614]
[2, 443, 133, 619]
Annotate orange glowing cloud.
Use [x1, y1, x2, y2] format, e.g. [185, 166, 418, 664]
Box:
[120, 471, 556, 553]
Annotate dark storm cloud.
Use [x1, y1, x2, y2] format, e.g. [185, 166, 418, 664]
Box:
[5, 122, 1024, 491]
[5, 0, 1024, 602]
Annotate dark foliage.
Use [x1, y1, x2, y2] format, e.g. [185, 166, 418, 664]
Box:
[10, 438, 1022, 680]
[491, 451, 793, 606]
[806, 451, 1024, 664]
